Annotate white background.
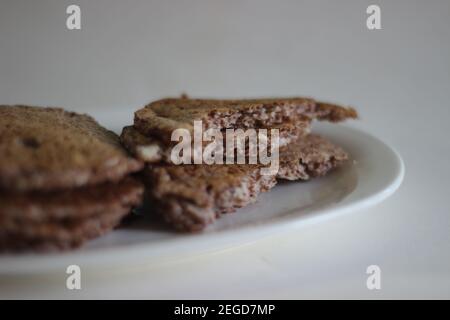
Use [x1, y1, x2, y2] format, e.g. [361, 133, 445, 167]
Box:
[0, 0, 449, 298]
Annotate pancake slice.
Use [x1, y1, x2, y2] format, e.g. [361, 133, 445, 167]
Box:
[143, 134, 349, 232]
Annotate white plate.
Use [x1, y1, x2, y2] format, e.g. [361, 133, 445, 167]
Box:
[0, 122, 404, 275]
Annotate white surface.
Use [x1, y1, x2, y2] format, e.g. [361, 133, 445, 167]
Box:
[0, 124, 404, 276]
[0, 0, 449, 299]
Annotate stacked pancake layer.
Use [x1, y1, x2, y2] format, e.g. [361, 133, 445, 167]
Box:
[121, 97, 357, 231]
[0, 106, 144, 251]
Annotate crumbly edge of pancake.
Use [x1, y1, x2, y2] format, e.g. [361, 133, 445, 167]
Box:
[141, 134, 349, 232]
[277, 134, 349, 180]
[120, 120, 311, 164]
[144, 165, 277, 232]
[133, 97, 356, 141]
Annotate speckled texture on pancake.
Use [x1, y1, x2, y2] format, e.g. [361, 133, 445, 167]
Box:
[145, 164, 277, 232]
[0, 105, 143, 192]
[143, 134, 349, 232]
[277, 134, 349, 180]
[133, 97, 357, 141]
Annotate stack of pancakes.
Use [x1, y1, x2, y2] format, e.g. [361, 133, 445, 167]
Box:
[121, 97, 357, 231]
[0, 106, 144, 251]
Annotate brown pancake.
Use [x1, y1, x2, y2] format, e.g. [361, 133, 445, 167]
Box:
[143, 134, 348, 232]
[0, 177, 144, 223]
[0, 207, 127, 252]
[0, 105, 143, 192]
[145, 164, 276, 232]
[134, 97, 357, 142]
[0, 177, 144, 252]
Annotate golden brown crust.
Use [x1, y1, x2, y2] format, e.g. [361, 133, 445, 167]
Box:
[0, 105, 143, 192]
